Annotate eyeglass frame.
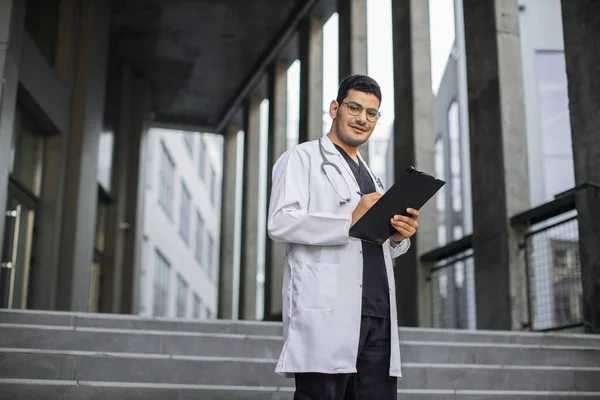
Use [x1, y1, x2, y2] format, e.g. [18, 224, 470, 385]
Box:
[339, 101, 382, 122]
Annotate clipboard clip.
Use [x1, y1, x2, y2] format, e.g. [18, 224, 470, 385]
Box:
[406, 165, 435, 179]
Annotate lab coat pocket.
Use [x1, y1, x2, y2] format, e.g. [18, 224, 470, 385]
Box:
[297, 262, 338, 311]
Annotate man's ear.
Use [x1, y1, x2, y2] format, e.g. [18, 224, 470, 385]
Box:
[329, 100, 339, 119]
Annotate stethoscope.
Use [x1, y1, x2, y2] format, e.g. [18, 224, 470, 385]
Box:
[318, 138, 384, 206]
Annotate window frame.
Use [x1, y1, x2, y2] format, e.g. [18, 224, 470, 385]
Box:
[158, 142, 176, 217]
[153, 249, 171, 317]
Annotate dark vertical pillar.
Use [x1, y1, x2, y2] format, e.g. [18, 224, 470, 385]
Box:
[56, 0, 110, 311]
[218, 124, 241, 319]
[264, 61, 288, 320]
[298, 17, 323, 143]
[239, 96, 262, 320]
[560, 0, 600, 333]
[120, 75, 151, 314]
[33, 0, 79, 310]
[463, 0, 530, 330]
[338, 0, 369, 162]
[103, 66, 132, 314]
[391, 0, 437, 327]
[102, 66, 151, 314]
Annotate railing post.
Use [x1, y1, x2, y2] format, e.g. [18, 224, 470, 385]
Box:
[522, 235, 533, 331]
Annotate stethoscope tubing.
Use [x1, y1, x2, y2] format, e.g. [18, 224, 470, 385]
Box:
[318, 138, 384, 205]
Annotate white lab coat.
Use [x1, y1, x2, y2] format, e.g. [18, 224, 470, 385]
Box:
[267, 135, 410, 378]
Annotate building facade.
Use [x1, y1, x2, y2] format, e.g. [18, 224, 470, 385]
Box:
[137, 129, 223, 319]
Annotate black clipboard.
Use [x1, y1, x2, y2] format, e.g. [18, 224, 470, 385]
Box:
[349, 166, 446, 244]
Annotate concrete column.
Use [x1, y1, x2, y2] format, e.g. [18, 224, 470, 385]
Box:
[298, 17, 323, 143]
[264, 62, 288, 320]
[100, 66, 150, 315]
[560, 0, 600, 333]
[0, 0, 25, 259]
[338, 0, 369, 162]
[391, 0, 437, 327]
[218, 124, 241, 320]
[31, 0, 79, 310]
[120, 75, 151, 315]
[239, 96, 262, 320]
[463, 0, 530, 330]
[101, 66, 133, 314]
[56, 0, 110, 311]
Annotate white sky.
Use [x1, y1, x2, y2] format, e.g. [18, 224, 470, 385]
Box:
[428, 0, 456, 93]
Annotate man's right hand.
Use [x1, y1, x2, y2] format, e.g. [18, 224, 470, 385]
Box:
[351, 192, 382, 227]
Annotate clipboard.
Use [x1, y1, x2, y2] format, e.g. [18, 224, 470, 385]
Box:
[349, 166, 446, 244]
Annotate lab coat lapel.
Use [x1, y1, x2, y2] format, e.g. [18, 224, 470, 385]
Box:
[357, 151, 384, 194]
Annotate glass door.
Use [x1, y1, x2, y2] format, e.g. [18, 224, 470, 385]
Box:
[1, 181, 38, 309]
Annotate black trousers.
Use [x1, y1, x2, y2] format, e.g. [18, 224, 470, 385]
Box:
[293, 316, 397, 400]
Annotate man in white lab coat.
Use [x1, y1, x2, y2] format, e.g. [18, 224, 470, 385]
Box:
[267, 74, 420, 400]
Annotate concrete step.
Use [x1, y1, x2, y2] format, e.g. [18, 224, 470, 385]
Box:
[2, 309, 600, 347]
[2, 380, 600, 400]
[0, 309, 284, 336]
[1, 348, 600, 392]
[1, 323, 599, 367]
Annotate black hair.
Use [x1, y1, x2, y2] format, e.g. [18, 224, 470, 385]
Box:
[335, 74, 382, 105]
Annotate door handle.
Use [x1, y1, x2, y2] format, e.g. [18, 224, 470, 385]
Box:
[2, 206, 21, 309]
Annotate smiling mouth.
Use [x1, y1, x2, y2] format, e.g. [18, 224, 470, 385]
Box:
[350, 125, 367, 133]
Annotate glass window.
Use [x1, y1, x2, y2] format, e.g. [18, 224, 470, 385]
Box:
[453, 225, 463, 241]
[176, 274, 188, 318]
[535, 52, 574, 200]
[91, 192, 109, 313]
[153, 250, 170, 317]
[434, 136, 445, 214]
[448, 101, 462, 213]
[10, 109, 45, 197]
[198, 137, 206, 180]
[452, 176, 462, 212]
[183, 133, 194, 158]
[195, 212, 204, 266]
[209, 165, 217, 206]
[97, 130, 115, 192]
[437, 225, 447, 247]
[207, 234, 215, 280]
[94, 194, 108, 254]
[179, 182, 191, 244]
[435, 135, 447, 247]
[192, 294, 202, 319]
[158, 143, 175, 216]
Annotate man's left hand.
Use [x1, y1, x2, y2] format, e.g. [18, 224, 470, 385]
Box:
[390, 208, 420, 242]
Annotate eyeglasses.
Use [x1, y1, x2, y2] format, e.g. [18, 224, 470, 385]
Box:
[341, 101, 381, 122]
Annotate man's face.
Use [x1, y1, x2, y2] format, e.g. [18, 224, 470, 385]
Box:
[329, 89, 380, 148]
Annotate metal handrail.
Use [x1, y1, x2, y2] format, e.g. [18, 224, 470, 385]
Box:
[420, 234, 473, 263]
[553, 181, 600, 199]
[524, 215, 578, 238]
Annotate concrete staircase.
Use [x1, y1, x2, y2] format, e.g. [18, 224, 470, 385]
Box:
[1, 310, 600, 399]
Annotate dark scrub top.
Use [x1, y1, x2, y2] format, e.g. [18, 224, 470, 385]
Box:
[334, 144, 390, 319]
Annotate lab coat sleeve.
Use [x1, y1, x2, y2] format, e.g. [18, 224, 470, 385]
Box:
[388, 238, 410, 259]
[267, 147, 352, 246]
